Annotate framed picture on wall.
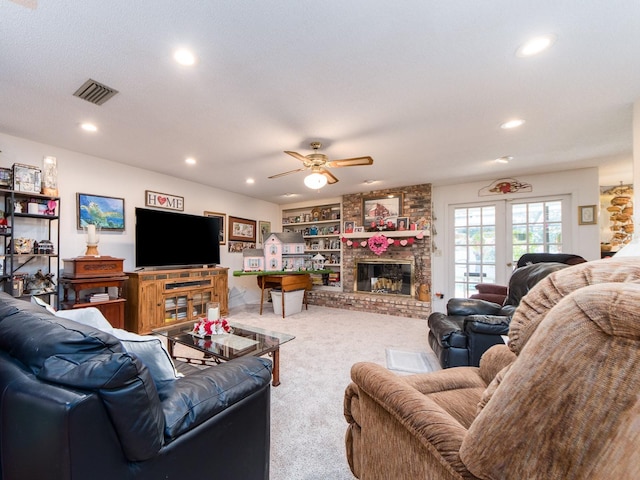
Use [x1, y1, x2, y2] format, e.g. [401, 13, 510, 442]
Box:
[76, 193, 125, 231]
[363, 194, 403, 227]
[578, 205, 597, 225]
[259, 220, 271, 245]
[228, 216, 257, 242]
[204, 211, 226, 245]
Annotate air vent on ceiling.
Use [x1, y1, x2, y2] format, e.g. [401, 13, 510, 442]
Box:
[73, 79, 119, 105]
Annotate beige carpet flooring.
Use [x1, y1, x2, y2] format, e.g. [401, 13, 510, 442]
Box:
[215, 302, 436, 480]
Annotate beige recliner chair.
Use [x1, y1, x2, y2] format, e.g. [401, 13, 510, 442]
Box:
[344, 258, 640, 479]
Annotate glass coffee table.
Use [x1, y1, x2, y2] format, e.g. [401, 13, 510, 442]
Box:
[152, 320, 295, 386]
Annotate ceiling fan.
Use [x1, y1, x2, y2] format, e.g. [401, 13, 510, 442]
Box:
[268, 142, 373, 189]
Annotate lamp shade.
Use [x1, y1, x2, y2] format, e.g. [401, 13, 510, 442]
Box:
[304, 172, 327, 189]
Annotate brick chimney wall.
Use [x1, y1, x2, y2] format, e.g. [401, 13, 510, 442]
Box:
[306, 183, 433, 319]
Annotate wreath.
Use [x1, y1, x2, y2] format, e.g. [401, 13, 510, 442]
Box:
[368, 234, 389, 255]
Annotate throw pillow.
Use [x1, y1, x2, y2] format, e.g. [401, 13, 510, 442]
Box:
[55, 308, 181, 383]
[111, 328, 182, 382]
[55, 307, 114, 333]
[31, 295, 57, 314]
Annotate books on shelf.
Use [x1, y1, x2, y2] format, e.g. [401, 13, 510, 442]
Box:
[88, 293, 110, 303]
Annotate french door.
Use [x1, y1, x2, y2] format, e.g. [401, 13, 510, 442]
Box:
[451, 195, 569, 298]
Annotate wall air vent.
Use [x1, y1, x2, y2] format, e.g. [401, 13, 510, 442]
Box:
[73, 79, 119, 105]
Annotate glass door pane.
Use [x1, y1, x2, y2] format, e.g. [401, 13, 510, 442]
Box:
[508, 198, 567, 264]
[453, 205, 497, 297]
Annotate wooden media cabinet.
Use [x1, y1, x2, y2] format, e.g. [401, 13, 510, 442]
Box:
[124, 266, 229, 334]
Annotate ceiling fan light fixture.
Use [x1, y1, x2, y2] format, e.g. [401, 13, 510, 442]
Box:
[304, 172, 327, 189]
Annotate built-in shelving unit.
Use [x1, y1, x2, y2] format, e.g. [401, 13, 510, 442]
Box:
[281, 198, 342, 290]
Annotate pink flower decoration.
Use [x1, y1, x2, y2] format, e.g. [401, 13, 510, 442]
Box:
[368, 234, 388, 255]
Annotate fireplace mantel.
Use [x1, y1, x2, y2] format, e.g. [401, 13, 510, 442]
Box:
[341, 230, 429, 240]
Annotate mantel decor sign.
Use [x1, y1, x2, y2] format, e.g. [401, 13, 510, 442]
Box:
[204, 211, 226, 245]
[77, 193, 125, 231]
[228, 216, 256, 242]
[145, 190, 184, 211]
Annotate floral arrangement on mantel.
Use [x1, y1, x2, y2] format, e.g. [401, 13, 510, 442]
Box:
[192, 318, 233, 337]
[341, 231, 426, 254]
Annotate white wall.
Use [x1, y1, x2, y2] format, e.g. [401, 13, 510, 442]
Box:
[0, 132, 281, 306]
[431, 167, 600, 309]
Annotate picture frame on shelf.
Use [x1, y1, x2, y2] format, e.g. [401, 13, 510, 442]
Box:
[354, 226, 365, 233]
[229, 216, 257, 242]
[578, 205, 597, 225]
[344, 221, 355, 233]
[204, 211, 226, 245]
[259, 220, 271, 245]
[396, 217, 409, 231]
[76, 193, 125, 231]
[363, 194, 403, 227]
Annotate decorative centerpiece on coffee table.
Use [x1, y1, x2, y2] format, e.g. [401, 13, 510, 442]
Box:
[192, 318, 233, 338]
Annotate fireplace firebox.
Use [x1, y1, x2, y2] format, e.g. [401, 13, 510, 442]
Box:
[354, 259, 413, 296]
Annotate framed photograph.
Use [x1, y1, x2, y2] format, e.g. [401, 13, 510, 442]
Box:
[354, 226, 365, 233]
[344, 221, 355, 234]
[579, 205, 597, 225]
[396, 216, 409, 231]
[229, 216, 257, 242]
[363, 194, 403, 227]
[259, 220, 271, 245]
[77, 193, 125, 231]
[204, 211, 226, 245]
[228, 240, 255, 253]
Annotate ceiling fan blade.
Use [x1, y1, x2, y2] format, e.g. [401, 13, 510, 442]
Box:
[268, 168, 306, 179]
[326, 156, 373, 168]
[284, 151, 309, 163]
[319, 168, 339, 184]
[9, 0, 37, 8]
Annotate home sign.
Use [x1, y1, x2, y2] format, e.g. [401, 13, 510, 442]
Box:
[145, 190, 184, 211]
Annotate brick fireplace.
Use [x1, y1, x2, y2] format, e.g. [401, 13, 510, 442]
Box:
[306, 183, 432, 319]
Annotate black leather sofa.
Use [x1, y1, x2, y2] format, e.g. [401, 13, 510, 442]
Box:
[0, 292, 272, 480]
[428, 262, 570, 368]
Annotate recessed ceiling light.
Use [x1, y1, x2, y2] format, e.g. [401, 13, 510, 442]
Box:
[80, 123, 97, 132]
[185, 157, 196, 165]
[246, 178, 255, 184]
[495, 156, 513, 164]
[516, 34, 556, 57]
[500, 119, 525, 129]
[173, 48, 197, 66]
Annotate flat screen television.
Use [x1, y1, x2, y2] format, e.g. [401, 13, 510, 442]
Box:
[135, 207, 221, 269]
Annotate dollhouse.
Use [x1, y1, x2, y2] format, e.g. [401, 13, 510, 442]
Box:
[263, 232, 307, 271]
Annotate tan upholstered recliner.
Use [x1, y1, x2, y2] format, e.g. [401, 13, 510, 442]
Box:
[344, 258, 640, 479]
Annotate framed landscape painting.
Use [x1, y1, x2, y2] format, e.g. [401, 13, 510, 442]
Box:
[76, 193, 125, 231]
[362, 194, 403, 227]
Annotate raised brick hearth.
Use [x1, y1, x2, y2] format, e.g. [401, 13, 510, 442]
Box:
[305, 183, 433, 319]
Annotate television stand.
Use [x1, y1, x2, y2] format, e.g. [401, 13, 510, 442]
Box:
[124, 266, 229, 334]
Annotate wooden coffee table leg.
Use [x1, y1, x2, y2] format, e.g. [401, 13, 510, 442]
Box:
[271, 348, 280, 387]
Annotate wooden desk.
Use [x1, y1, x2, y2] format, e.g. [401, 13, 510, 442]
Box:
[257, 274, 312, 317]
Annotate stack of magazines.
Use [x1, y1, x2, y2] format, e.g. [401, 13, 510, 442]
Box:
[89, 293, 110, 303]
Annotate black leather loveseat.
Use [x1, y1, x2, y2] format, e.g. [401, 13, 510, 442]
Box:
[0, 292, 272, 480]
[428, 262, 570, 368]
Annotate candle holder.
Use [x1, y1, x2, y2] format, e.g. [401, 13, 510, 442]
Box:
[84, 224, 101, 256]
[206, 301, 220, 321]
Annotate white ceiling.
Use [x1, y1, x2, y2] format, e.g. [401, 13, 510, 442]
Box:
[1, 0, 638, 204]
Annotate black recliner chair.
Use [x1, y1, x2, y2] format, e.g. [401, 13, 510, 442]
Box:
[428, 262, 571, 368]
